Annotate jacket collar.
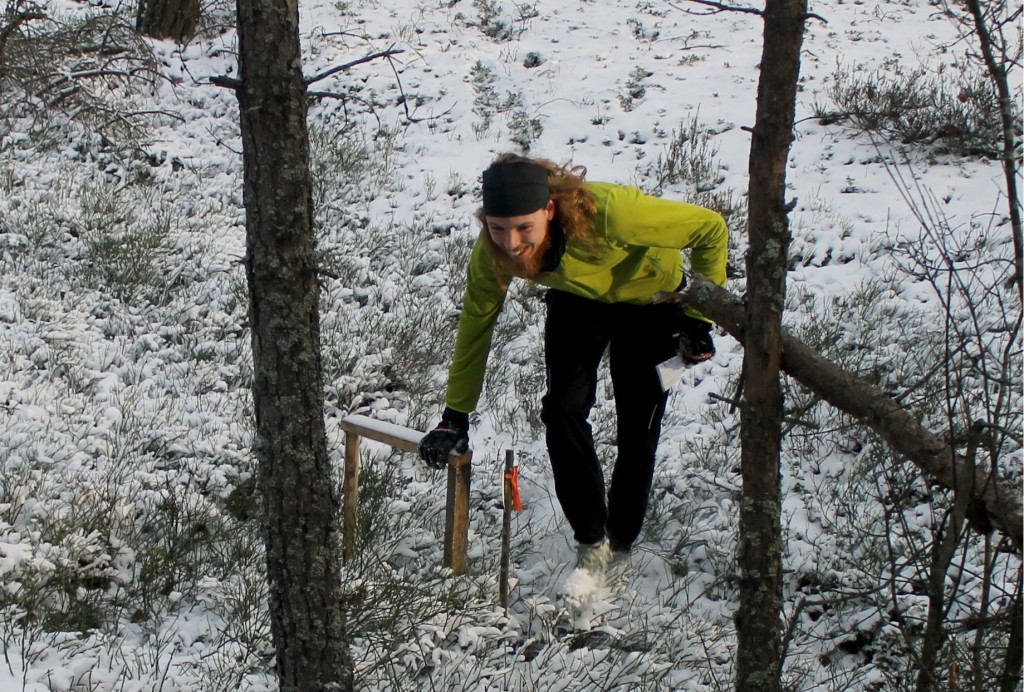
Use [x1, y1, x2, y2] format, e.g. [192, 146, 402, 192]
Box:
[539, 220, 566, 273]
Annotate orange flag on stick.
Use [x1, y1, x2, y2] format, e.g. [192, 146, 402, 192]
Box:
[505, 465, 523, 512]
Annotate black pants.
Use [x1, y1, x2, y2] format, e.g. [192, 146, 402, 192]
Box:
[541, 289, 681, 548]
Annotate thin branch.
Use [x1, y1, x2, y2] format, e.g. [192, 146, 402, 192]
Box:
[999, 568, 1023, 692]
[382, 49, 455, 125]
[962, 0, 1023, 300]
[45, 85, 79, 108]
[707, 391, 819, 429]
[209, 75, 241, 89]
[670, 0, 763, 17]
[973, 420, 1024, 444]
[307, 89, 384, 132]
[47, 67, 150, 89]
[304, 47, 404, 87]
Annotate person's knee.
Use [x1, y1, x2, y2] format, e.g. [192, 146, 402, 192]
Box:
[540, 391, 592, 426]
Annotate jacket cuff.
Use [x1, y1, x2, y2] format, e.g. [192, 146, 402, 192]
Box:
[679, 314, 712, 333]
[441, 407, 470, 430]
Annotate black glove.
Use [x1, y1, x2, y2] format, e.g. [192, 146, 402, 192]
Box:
[418, 407, 470, 470]
[677, 315, 715, 364]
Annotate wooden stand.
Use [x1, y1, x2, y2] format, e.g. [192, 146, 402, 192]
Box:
[443, 453, 472, 574]
[342, 430, 361, 563]
[338, 414, 472, 575]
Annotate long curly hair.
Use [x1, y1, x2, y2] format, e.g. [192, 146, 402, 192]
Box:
[476, 152, 598, 278]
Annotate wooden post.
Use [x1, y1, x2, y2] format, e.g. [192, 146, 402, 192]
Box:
[499, 449, 514, 611]
[338, 415, 472, 574]
[342, 431, 360, 562]
[443, 451, 472, 575]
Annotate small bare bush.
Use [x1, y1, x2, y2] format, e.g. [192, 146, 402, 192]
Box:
[0, 0, 161, 150]
[818, 59, 1005, 156]
[76, 191, 177, 304]
[468, 0, 537, 42]
[641, 114, 725, 196]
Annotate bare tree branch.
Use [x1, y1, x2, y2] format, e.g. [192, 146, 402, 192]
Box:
[672, 0, 827, 22]
[671, 0, 762, 16]
[960, 0, 1023, 300]
[304, 46, 404, 87]
[657, 277, 1024, 549]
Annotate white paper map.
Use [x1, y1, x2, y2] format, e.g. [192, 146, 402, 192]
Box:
[656, 355, 686, 391]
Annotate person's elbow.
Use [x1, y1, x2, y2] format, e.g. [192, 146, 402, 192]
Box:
[699, 212, 729, 285]
[707, 211, 728, 247]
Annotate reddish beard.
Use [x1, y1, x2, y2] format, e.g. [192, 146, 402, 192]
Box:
[503, 231, 554, 279]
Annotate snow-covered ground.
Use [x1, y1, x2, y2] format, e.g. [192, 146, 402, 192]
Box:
[0, 0, 1020, 689]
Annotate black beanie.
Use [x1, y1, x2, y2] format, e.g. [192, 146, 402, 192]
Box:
[481, 161, 551, 216]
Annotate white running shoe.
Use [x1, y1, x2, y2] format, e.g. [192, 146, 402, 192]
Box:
[575, 539, 612, 574]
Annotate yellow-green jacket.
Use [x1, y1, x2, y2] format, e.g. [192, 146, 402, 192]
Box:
[445, 181, 729, 413]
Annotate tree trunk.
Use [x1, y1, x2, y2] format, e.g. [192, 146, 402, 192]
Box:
[234, 0, 354, 687]
[136, 0, 200, 43]
[659, 276, 1024, 549]
[735, 0, 807, 689]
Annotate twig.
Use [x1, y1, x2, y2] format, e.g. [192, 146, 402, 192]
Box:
[670, 0, 763, 17]
[209, 75, 241, 90]
[707, 391, 819, 429]
[670, 0, 826, 23]
[304, 46, 405, 87]
[383, 49, 456, 125]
